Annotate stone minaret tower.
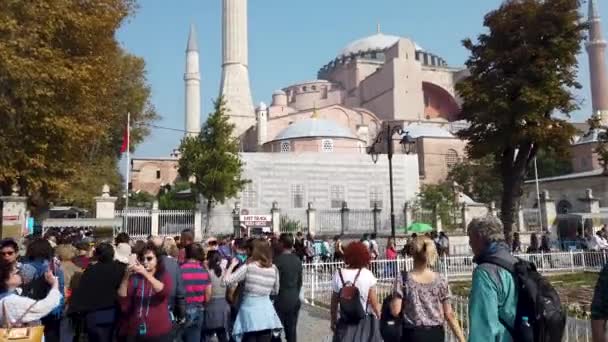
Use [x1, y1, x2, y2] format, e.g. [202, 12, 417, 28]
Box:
[256, 102, 268, 151]
[220, 0, 255, 138]
[587, 0, 608, 125]
[185, 25, 201, 137]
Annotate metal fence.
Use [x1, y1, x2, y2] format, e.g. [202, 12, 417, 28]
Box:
[316, 209, 342, 234]
[302, 252, 599, 341]
[158, 210, 195, 236]
[523, 208, 542, 232]
[280, 209, 308, 233]
[115, 209, 151, 240]
[115, 209, 195, 240]
[346, 209, 376, 233]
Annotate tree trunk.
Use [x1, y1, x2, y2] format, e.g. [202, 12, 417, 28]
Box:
[500, 176, 517, 246]
[204, 199, 212, 235]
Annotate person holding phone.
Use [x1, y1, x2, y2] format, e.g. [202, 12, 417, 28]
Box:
[117, 242, 173, 342]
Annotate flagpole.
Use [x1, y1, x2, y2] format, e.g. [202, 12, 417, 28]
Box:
[125, 112, 130, 210]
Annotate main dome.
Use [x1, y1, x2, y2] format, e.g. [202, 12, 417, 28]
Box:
[339, 33, 423, 58]
[271, 118, 357, 141]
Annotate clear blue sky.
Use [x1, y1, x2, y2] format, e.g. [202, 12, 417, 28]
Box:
[117, 0, 606, 159]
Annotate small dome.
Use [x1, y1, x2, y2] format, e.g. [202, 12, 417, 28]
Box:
[257, 102, 267, 111]
[339, 33, 423, 58]
[271, 118, 356, 141]
[403, 123, 454, 138]
[273, 89, 286, 95]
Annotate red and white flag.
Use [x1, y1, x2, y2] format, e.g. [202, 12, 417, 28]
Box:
[120, 120, 129, 153]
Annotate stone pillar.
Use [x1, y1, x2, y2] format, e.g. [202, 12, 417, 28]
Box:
[0, 184, 27, 239]
[517, 204, 526, 232]
[232, 202, 241, 237]
[94, 184, 117, 219]
[271, 201, 280, 234]
[372, 203, 381, 235]
[306, 202, 316, 235]
[433, 205, 443, 232]
[151, 200, 160, 236]
[489, 201, 498, 217]
[340, 201, 349, 235]
[461, 203, 468, 231]
[403, 201, 413, 230]
[540, 190, 557, 233]
[194, 202, 203, 241]
[580, 188, 601, 214]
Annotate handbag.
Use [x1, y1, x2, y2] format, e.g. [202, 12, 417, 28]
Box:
[0, 301, 44, 342]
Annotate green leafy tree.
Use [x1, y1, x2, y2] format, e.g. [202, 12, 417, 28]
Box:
[588, 115, 608, 173]
[416, 183, 458, 229]
[456, 0, 585, 242]
[525, 148, 572, 179]
[0, 0, 157, 214]
[280, 216, 303, 233]
[178, 97, 249, 233]
[158, 181, 196, 210]
[447, 155, 502, 204]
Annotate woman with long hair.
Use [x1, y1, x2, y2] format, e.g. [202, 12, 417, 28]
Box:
[333, 235, 344, 262]
[222, 239, 282, 342]
[330, 242, 382, 342]
[203, 250, 231, 342]
[390, 236, 465, 342]
[117, 242, 173, 342]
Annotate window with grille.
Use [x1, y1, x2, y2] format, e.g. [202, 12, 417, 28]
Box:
[280, 141, 291, 153]
[369, 186, 383, 208]
[330, 185, 345, 208]
[242, 183, 257, 209]
[291, 184, 305, 208]
[322, 139, 334, 152]
[445, 149, 459, 169]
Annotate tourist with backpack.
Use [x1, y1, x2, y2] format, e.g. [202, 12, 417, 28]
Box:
[384, 236, 465, 342]
[330, 241, 382, 342]
[467, 216, 565, 342]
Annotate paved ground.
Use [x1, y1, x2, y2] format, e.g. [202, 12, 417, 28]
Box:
[297, 305, 332, 342]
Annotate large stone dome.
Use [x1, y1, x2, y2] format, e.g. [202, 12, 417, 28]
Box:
[271, 118, 357, 141]
[339, 33, 423, 58]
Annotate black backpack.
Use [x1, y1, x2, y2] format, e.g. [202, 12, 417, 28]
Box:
[337, 268, 366, 324]
[481, 256, 566, 342]
[379, 271, 407, 342]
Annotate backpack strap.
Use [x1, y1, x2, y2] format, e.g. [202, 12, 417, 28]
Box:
[352, 268, 362, 285]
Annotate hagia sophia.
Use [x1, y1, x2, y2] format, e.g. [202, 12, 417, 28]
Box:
[130, 0, 608, 227]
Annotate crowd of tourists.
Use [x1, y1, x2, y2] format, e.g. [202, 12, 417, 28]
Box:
[5, 218, 608, 342]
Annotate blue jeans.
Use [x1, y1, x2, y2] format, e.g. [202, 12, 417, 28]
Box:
[179, 306, 204, 342]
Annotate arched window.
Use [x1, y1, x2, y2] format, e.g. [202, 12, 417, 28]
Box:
[557, 200, 572, 214]
[445, 149, 459, 169]
[280, 141, 291, 153]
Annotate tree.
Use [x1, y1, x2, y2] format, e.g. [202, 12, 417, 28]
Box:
[447, 155, 502, 204]
[416, 183, 458, 229]
[158, 181, 196, 210]
[0, 0, 157, 214]
[588, 115, 608, 173]
[178, 98, 249, 233]
[456, 0, 585, 243]
[525, 148, 572, 179]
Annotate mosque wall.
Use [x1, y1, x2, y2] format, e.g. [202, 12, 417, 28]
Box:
[570, 142, 601, 173]
[522, 175, 608, 212]
[262, 137, 363, 153]
[131, 159, 180, 195]
[422, 82, 460, 121]
[415, 137, 467, 184]
[324, 61, 359, 94]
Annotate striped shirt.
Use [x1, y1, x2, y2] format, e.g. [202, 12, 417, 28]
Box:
[222, 262, 279, 297]
[180, 261, 210, 305]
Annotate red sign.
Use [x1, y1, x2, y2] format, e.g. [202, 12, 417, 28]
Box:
[2, 215, 18, 222]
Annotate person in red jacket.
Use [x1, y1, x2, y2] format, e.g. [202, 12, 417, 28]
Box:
[117, 243, 173, 342]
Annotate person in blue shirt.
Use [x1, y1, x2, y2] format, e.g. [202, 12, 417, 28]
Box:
[467, 216, 518, 342]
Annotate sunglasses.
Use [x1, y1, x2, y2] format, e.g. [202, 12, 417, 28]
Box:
[1, 251, 15, 256]
[139, 256, 155, 263]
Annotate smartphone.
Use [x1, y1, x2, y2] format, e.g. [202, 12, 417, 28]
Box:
[48, 260, 56, 275]
[128, 254, 138, 267]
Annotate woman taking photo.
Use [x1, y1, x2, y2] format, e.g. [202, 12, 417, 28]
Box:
[390, 236, 465, 342]
[117, 243, 173, 342]
[330, 242, 382, 342]
[222, 239, 282, 342]
[203, 250, 231, 342]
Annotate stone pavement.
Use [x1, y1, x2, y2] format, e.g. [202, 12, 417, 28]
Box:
[297, 305, 333, 342]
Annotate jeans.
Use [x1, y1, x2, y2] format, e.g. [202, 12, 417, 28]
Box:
[179, 307, 204, 342]
[273, 303, 300, 342]
[86, 309, 117, 342]
[202, 328, 229, 342]
[401, 326, 444, 342]
[242, 330, 272, 342]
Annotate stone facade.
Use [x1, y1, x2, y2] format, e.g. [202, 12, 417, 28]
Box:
[130, 157, 180, 195]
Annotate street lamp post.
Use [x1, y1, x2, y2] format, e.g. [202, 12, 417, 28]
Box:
[367, 123, 416, 239]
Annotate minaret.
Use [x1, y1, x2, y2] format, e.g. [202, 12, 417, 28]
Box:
[185, 24, 201, 137]
[587, 0, 608, 125]
[256, 102, 267, 151]
[220, 0, 255, 138]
